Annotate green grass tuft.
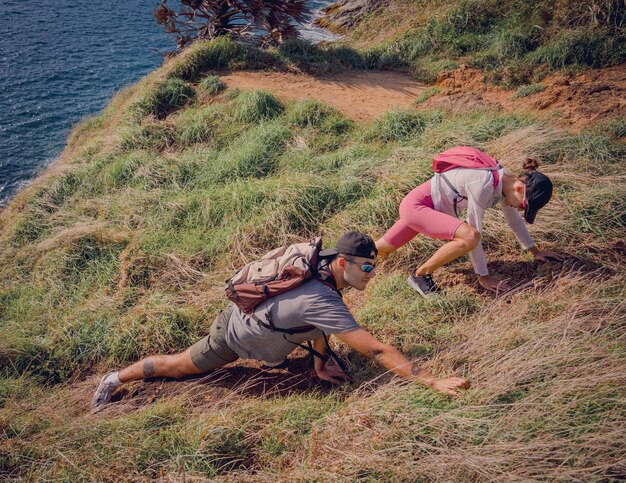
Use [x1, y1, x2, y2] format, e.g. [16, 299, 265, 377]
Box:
[175, 105, 224, 147]
[365, 109, 441, 143]
[530, 29, 626, 69]
[414, 87, 441, 104]
[169, 37, 253, 81]
[230, 90, 285, 124]
[133, 78, 195, 120]
[287, 99, 338, 128]
[198, 75, 226, 95]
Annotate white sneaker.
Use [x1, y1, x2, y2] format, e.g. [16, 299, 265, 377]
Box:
[91, 372, 118, 413]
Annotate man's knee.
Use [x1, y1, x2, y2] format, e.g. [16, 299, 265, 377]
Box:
[456, 225, 481, 250]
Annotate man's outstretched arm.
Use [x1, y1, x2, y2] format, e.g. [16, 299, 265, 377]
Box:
[336, 328, 469, 396]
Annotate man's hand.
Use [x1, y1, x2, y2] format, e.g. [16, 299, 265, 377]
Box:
[532, 249, 564, 262]
[427, 377, 470, 397]
[315, 361, 347, 385]
[477, 274, 511, 293]
[336, 330, 471, 396]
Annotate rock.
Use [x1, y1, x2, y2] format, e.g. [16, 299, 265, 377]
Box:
[314, 0, 387, 33]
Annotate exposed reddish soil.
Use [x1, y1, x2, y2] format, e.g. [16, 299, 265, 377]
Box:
[219, 70, 427, 122]
[426, 64, 626, 131]
[219, 64, 625, 131]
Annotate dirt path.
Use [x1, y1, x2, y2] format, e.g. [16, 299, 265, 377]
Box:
[220, 70, 427, 122]
[219, 65, 626, 131]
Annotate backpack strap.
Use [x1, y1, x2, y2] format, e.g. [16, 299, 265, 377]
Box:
[252, 267, 350, 377]
[438, 165, 502, 219]
[315, 267, 341, 296]
[255, 313, 350, 377]
[438, 173, 466, 219]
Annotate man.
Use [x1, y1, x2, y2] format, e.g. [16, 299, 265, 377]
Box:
[92, 231, 469, 412]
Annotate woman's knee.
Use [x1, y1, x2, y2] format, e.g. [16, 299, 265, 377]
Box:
[455, 224, 481, 250]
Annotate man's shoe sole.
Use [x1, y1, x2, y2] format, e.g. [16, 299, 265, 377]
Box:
[91, 372, 115, 413]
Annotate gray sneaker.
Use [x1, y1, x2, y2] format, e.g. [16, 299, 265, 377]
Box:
[91, 372, 118, 413]
[407, 273, 441, 297]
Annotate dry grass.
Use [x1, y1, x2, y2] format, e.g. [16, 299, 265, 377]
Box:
[267, 272, 626, 481]
[1, 35, 625, 481]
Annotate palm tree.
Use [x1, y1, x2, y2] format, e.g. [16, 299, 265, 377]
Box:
[155, 0, 312, 50]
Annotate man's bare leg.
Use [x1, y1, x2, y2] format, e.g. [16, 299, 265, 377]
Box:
[119, 347, 204, 382]
[92, 348, 205, 412]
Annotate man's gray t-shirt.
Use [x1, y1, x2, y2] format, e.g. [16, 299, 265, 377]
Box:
[224, 278, 360, 363]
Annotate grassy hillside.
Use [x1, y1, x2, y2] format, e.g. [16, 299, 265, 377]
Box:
[337, 0, 626, 86]
[1, 34, 625, 481]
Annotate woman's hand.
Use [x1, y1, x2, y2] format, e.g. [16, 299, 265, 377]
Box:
[427, 377, 470, 397]
[477, 274, 511, 293]
[531, 248, 564, 262]
[315, 361, 347, 385]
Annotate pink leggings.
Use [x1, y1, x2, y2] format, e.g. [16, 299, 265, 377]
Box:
[383, 180, 464, 248]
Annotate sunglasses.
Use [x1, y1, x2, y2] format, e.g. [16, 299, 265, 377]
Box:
[342, 256, 376, 273]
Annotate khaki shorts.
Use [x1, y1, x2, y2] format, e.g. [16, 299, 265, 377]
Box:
[190, 304, 239, 372]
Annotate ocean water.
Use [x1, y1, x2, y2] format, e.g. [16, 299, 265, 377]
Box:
[0, 0, 335, 207]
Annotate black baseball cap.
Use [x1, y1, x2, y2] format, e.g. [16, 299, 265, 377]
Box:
[524, 171, 553, 224]
[319, 231, 378, 259]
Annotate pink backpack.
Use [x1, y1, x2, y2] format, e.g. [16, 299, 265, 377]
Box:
[433, 146, 501, 189]
[432, 146, 502, 217]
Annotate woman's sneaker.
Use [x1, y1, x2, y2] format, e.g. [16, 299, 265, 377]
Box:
[407, 273, 441, 297]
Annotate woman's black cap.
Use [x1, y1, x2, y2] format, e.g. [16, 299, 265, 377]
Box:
[524, 171, 553, 224]
[319, 231, 378, 259]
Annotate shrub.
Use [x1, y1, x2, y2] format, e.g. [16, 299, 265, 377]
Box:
[485, 28, 537, 60]
[198, 75, 226, 95]
[440, 0, 502, 36]
[397, 27, 436, 63]
[134, 78, 195, 120]
[514, 83, 546, 98]
[364, 46, 406, 70]
[231, 90, 285, 124]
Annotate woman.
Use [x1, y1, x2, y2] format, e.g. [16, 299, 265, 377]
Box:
[376, 146, 563, 296]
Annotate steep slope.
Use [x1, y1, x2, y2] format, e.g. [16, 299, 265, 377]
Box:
[0, 36, 624, 482]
